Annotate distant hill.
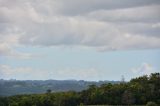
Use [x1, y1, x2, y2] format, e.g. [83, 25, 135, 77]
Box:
[0, 79, 119, 96]
[0, 73, 159, 106]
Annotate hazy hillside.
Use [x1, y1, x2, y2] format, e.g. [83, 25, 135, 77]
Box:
[0, 79, 119, 96]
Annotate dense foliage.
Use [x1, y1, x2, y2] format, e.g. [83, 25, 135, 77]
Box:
[0, 73, 159, 106]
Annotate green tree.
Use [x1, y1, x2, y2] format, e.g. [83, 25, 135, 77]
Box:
[122, 90, 135, 105]
[46, 89, 52, 94]
[146, 101, 157, 106]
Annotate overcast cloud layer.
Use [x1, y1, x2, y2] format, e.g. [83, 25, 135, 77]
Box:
[0, 0, 160, 56]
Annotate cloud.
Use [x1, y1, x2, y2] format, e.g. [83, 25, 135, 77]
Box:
[0, 33, 33, 59]
[87, 5, 160, 23]
[0, 64, 102, 80]
[0, 65, 52, 80]
[0, 65, 32, 79]
[0, 0, 160, 53]
[51, 0, 160, 15]
[131, 63, 156, 75]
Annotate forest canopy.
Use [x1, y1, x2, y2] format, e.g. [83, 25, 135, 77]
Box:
[0, 73, 159, 106]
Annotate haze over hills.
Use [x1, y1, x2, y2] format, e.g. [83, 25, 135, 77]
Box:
[0, 79, 120, 96]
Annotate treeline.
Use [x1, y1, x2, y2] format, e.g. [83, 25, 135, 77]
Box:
[0, 73, 159, 106]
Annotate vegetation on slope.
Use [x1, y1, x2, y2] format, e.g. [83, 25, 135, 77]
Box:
[0, 73, 159, 106]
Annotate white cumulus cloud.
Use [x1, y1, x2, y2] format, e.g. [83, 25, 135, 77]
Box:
[131, 63, 156, 75]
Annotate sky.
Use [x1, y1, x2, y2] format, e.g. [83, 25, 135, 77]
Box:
[0, 0, 160, 81]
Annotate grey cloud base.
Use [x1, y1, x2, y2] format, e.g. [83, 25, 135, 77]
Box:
[0, 0, 160, 53]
